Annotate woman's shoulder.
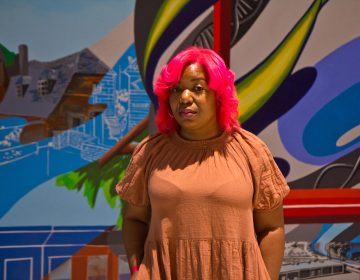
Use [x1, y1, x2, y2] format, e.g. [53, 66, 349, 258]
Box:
[231, 128, 268, 151]
[133, 132, 170, 156]
[230, 128, 278, 171]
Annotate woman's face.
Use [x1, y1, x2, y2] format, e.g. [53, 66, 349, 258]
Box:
[169, 63, 220, 140]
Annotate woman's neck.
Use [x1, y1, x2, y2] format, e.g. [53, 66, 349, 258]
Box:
[179, 126, 223, 141]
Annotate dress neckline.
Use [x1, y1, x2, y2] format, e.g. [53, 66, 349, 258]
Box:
[171, 131, 232, 149]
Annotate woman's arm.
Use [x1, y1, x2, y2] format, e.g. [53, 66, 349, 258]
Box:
[122, 202, 151, 273]
[253, 205, 285, 280]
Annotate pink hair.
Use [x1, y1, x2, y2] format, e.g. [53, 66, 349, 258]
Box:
[154, 47, 240, 134]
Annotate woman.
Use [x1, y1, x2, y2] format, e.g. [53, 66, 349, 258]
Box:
[116, 47, 289, 279]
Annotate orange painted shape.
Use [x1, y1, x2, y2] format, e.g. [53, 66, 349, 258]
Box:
[71, 256, 88, 280]
[69, 245, 119, 279]
[108, 253, 119, 280]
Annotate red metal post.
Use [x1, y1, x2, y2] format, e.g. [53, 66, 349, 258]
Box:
[213, 0, 232, 67]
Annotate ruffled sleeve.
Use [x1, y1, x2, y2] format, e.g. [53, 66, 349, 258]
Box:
[237, 129, 290, 212]
[115, 136, 151, 207]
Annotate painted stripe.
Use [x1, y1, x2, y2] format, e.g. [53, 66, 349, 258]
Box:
[0, 244, 105, 249]
[284, 204, 360, 208]
[0, 230, 107, 234]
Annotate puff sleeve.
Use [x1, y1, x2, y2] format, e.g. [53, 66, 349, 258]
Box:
[115, 137, 151, 207]
[238, 129, 290, 212]
[253, 141, 290, 212]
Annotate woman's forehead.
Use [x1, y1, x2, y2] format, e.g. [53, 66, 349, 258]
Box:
[180, 63, 207, 81]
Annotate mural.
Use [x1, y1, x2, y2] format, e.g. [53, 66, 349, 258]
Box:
[0, 0, 359, 279]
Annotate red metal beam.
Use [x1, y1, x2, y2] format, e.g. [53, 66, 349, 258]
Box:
[283, 189, 360, 224]
[213, 0, 232, 67]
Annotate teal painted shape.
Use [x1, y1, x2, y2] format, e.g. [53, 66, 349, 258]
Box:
[303, 82, 360, 156]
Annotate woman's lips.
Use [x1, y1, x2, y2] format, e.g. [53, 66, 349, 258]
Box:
[179, 109, 197, 118]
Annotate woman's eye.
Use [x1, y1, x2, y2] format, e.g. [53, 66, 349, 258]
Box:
[193, 85, 204, 93]
[170, 86, 181, 94]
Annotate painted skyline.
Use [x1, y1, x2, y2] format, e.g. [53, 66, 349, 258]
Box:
[0, 0, 135, 61]
[0, 44, 151, 218]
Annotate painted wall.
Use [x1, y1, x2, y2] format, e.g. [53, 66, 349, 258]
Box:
[0, 0, 359, 279]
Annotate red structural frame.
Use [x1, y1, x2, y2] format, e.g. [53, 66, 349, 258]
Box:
[213, 0, 231, 67]
[283, 189, 360, 224]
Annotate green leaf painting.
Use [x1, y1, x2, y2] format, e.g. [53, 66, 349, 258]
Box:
[56, 154, 131, 228]
[0, 43, 16, 67]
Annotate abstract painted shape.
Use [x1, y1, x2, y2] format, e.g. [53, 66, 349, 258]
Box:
[289, 148, 360, 189]
[236, 0, 325, 123]
[337, 124, 360, 147]
[311, 223, 353, 256]
[242, 67, 317, 134]
[135, 0, 216, 107]
[143, 0, 190, 73]
[175, 0, 270, 51]
[274, 157, 291, 178]
[279, 37, 360, 165]
[303, 82, 360, 156]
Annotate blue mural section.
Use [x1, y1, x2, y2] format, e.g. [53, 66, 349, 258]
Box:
[0, 226, 109, 280]
[303, 81, 360, 156]
[278, 37, 360, 165]
[0, 44, 150, 219]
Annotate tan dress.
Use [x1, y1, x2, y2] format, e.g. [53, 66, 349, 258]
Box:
[116, 128, 290, 280]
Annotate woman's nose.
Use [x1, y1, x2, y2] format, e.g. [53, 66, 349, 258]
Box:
[180, 89, 193, 104]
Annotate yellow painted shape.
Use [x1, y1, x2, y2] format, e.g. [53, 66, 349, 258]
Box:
[143, 0, 190, 74]
[236, 0, 323, 123]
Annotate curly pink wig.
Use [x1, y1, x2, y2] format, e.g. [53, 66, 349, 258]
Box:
[154, 47, 240, 134]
